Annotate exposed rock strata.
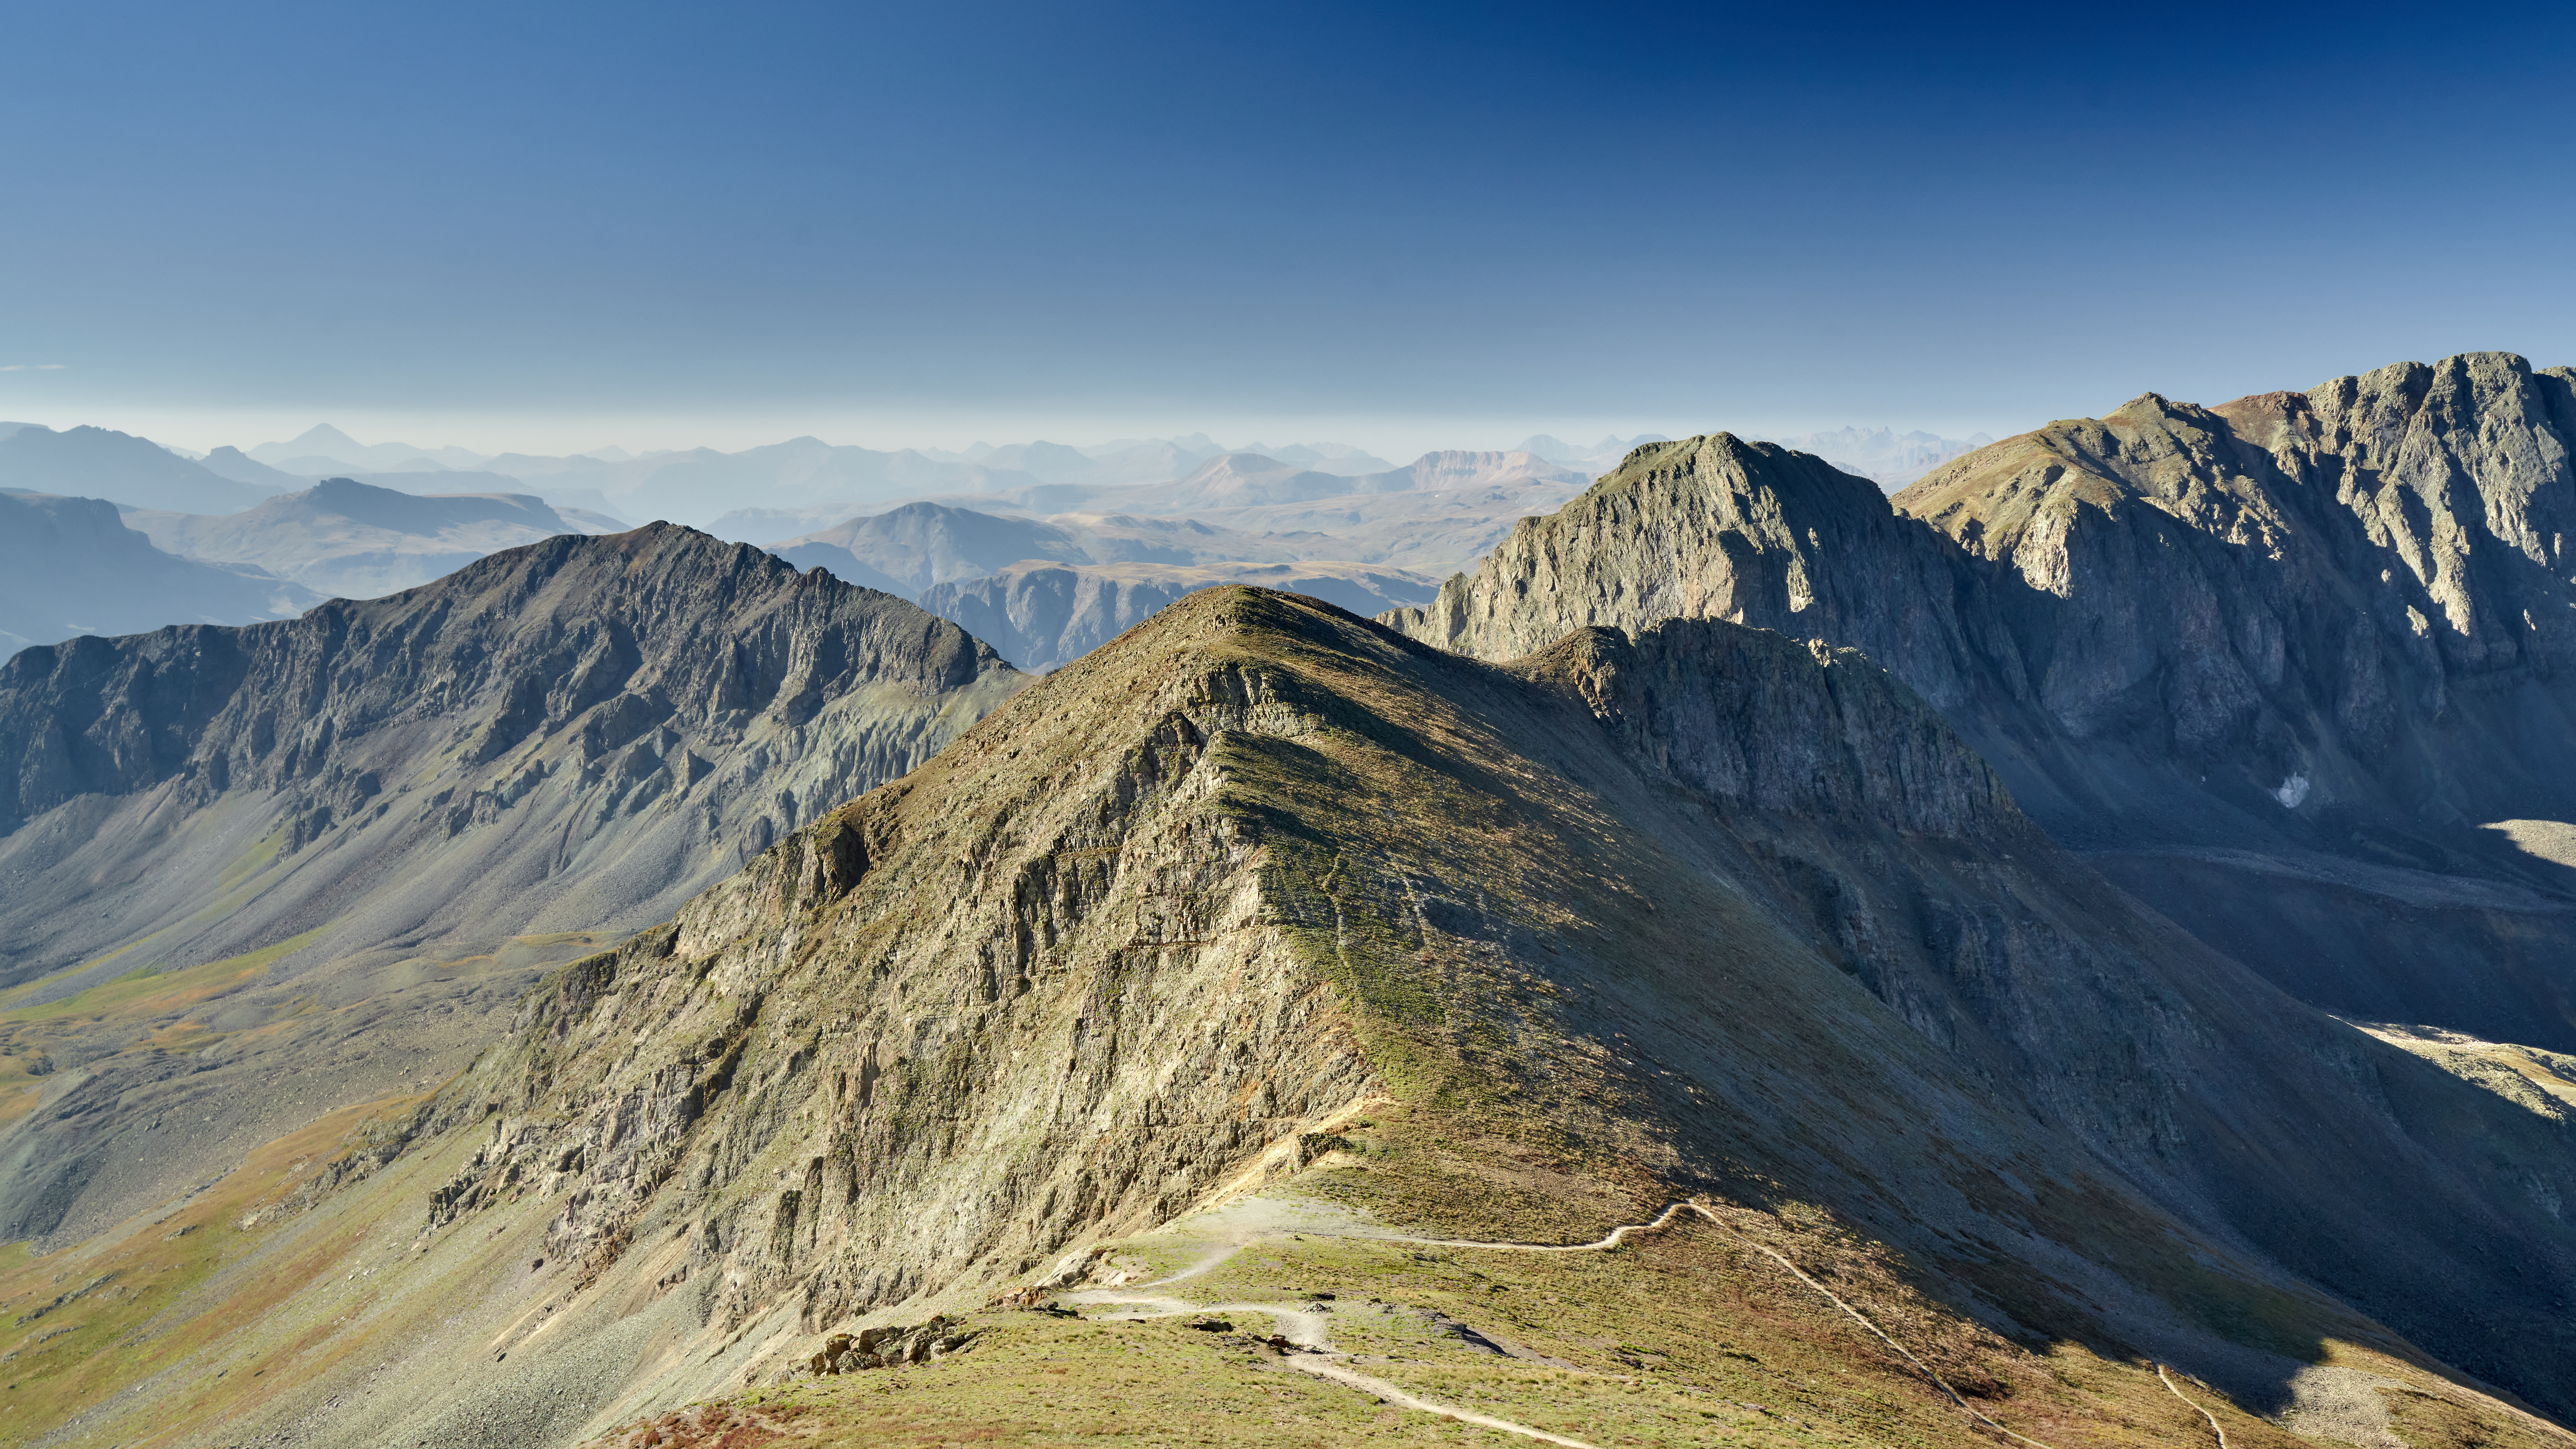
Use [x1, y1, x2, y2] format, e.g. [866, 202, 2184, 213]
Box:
[1384, 352, 2576, 1049]
[0, 524, 1027, 1243]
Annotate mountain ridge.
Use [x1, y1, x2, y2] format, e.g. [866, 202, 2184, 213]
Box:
[1384, 349, 2576, 1057]
[0, 523, 1029, 1247]
[25, 586, 2573, 1448]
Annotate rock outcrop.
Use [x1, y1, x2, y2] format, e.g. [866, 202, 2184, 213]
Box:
[0, 523, 1028, 1244]
[22, 588, 2576, 1449]
[1385, 352, 2576, 1052]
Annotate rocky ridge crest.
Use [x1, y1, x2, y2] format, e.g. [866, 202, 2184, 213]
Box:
[0, 523, 1027, 1244]
[1385, 352, 2576, 1052]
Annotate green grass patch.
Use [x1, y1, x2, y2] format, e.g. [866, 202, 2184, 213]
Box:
[0, 925, 330, 1025]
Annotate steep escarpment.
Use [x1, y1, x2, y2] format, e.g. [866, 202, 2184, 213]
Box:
[1896, 353, 2576, 1043]
[1386, 353, 2576, 1052]
[1520, 618, 2576, 1410]
[1896, 353, 2576, 836]
[0, 524, 1026, 1244]
[103, 589, 2576, 1449]
[1388, 434, 2014, 711]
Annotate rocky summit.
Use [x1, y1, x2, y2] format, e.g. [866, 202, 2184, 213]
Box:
[1387, 352, 2576, 1059]
[8, 587, 2572, 1449]
[0, 523, 1025, 1248]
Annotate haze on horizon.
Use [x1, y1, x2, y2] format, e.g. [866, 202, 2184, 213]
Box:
[6, 1, 2575, 454]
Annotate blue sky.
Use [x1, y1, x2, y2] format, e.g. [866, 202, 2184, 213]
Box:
[4, 1, 2574, 455]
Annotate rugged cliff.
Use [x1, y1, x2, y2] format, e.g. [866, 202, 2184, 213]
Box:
[57, 590, 2572, 1449]
[0, 524, 1027, 1244]
[1894, 354, 2576, 834]
[1385, 353, 2576, 1052]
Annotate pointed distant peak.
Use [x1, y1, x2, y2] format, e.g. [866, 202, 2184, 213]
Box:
[1182, 451, 1291, 480]
[288, 423, 365, 449]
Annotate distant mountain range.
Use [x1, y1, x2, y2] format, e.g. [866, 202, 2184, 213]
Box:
[762, 499, 1439, 669]
[15, 358, 2576, 1449]
[746, 453, 1570, 670]
[0, 416, 1969, 677]
[1756, 424, 1993, 488]
[0, 490, 319, 656]
[130, 477, 629, 599]
[920, 558, 1434, 671]
[245, 422, 495, 474]
[0, 424, 284, 513]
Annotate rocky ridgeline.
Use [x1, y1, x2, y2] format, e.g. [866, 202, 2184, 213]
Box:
[366, 590, 2576, 1438]
[1386, 351, 2576, 1056]
[416, 621, 1381, 1342]
[1390, 352, 2576, 847]
[0, 524, 1028, 1246]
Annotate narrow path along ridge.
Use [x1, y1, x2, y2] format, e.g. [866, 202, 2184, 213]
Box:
[1061, 1196, 2080, 1449]
[2159, 1363, 2231, 1449]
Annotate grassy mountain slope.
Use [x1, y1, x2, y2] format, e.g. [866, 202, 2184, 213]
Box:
[17, 588, 2571, 1448]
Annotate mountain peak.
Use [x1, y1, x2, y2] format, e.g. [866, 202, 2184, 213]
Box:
[284, 421, 364, 451]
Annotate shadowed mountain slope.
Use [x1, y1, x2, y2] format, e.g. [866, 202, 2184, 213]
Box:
[31, 589, 2575, 1449]
[0, 490, 319, 657]
[1385, 352, 2576, 1054]
[0, 524, 1028, 1246]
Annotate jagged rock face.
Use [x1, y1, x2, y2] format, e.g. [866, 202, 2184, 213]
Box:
[1896, 352, 2576, 826]
[383, 593, 2576, 1442]
[1538, 622, 2016, 838]
[1384, 434, 2013, 711]
[1384, 353, 2576, 1052]
[0, 524, 1027, 1243]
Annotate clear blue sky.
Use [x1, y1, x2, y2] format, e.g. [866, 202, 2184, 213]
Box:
[5, 0, 2574, 455]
